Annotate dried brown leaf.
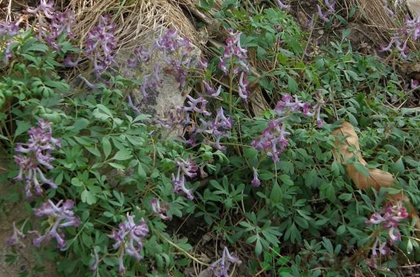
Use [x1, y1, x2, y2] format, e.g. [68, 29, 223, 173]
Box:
[332, 121, 420, 229]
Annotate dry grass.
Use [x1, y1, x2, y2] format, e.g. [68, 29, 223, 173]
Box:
[68, 0, 200, 54]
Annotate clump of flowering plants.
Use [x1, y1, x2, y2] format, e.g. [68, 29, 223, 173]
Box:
[1, 1, 420, 277]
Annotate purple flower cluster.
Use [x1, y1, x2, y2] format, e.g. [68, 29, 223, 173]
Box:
[0, 21, 19, 64]
[203, 81, 222, 98]
[317, 0, 336, 22]
[196, 107, 233, 151]
[7, 222, 26, 248]
[365, 201, 408, 268]
[275, 94, 324, 128]
[251, 119, 289, 163]
[128, 29, 194, 99]
[379, 14, 420, 58]
[84, 15, 117, 77]
[33, 199, 80, 249]
[27, 0, 75, 51]
[108, 213, 148, 275]
[252, 94, 324, 162]
[183, 95, 212, 116]
[204, 247, 242, 277]
[219, 28, 250, 100]
[171, 158, 198, 200]
[150, 198, 172, 220]
[14, 119, 61, 198]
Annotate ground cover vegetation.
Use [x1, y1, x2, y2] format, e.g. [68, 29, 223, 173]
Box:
[1, 0, 420, 276]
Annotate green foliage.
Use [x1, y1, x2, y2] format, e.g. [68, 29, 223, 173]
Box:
[1, 3, 420, 277]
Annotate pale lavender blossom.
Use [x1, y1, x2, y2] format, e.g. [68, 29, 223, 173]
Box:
[324, 0, 336, 13]
[90, 248, 100, 271]
[203, 81, 222, 97]
[150, 198, 172, 220]
[26, 0, 55, 19]
[317, 5, 330, 22]
[33, 199, 80, 249]
[6, 222, 26, 248]
[108, 213, 148, 275]
[276, 0, 290, 9]
[14, 119, 61, 198]
[203, 247, 242, 277]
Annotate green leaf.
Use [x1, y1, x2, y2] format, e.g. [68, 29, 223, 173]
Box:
[270, 183, 283, 204]
[384, 144, 401, 156]
[294, 216, 309, 229]
[255, 239, 263, 256]
[390, 158, 404, 175]
[86, 147, 101, 157]
[337, 225, 346, 236]
[109, 163, 125, 170]
[81, 190, 96, 205]
[137, 163, 146, 179]
[102, 137, 112, 159]
[27, 43, 49, 53]
[15, 121, 31, 137]
[112, 149, 132, 161]
[71, 178, 83, 187]
[353, 162, 370, 177]
[287, 75, 298, 93]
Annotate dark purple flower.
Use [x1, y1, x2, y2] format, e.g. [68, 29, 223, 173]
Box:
[108, 213, 148, 275]
[203, 81, 222, 97]
[251, 167, 261, 187]
[411, 79, 419, 89]
[150, 198, 172, 220]
[238, 72, 249, 100]
[33, 199, 80, 250]
[176, 158, 199, 178]
[218, 28, 249, 77]
[14, 119, 60, 198]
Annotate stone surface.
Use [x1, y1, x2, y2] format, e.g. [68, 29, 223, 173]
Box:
[119, 29, 201, 134]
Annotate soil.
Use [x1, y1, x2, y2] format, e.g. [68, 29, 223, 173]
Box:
[0, 158, 56, 277]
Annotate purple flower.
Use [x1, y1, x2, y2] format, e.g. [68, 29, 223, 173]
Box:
[176, 158, 199, 178]
[172, 168, 194, 200]
[238, 72, 249, 100]
[204, 247, 242, 277]
[7, 222, 26, 248]
[252, 119, 289, 163]
[276, 0, 290, 9]
[150, 198, 172, 220]
[26, 0, 55, 19]
[84, 15, 117, 76]
[365, 200, 408, 267]
[14, 119, 60, 198]
[183, 95, 212, 116]
[196, 108, 233, 150]
[317, 5, 330, 22]
[0, 21, 19, 64]
[108, 213, 148, 276]
[218, 28, 249, 76]
[324, 0, 336, 13]
[251, 167, 261, 187]
[411, 79, 419, 89]
[90, 248, 100, 271]
[203, 81, 222, 97]
[33, 199, 80, 249]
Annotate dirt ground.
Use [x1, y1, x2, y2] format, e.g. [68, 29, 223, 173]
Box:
[0, 158, 56, 277]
